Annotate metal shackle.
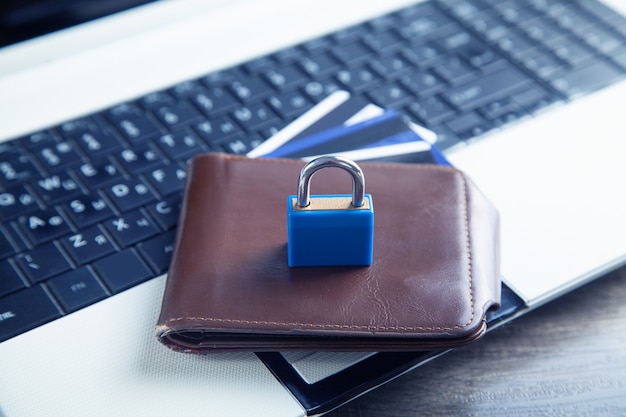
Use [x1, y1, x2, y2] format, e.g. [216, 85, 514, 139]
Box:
[296, 155, 366, 208]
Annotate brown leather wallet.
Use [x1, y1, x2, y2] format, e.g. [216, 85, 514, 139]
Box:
[156, 153, 500, 352]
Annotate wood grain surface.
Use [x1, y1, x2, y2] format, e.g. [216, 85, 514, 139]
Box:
[327, 265, 626, 417]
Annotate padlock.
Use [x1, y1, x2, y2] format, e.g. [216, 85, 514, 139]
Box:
[287, 155, 374, 267]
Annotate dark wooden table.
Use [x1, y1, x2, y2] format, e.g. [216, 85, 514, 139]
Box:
[327, 265, 626, 417]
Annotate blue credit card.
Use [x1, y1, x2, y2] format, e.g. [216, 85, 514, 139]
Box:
[253, 90, 448, 165]
[263, 110, 411, 158]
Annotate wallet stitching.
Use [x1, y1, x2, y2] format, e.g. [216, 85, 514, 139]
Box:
[167, 154, 475, 333]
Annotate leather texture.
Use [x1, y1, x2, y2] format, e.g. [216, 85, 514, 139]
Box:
[156, 153, 501, 352]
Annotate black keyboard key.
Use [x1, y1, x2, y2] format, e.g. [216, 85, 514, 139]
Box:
[605, 15, 626, 39]
[0, 286, 61, 343]
[115, 116, 161, 141]
[103, 210, 159, 248]
[371, 53, 415, 77]
[441, 0, 484, 19]
[231, 103, 280, 132]
[401, 70, 445, 95]
[60, 226, 116, 265]
[62, 195, 114, 228]
[0, 230, 15, 259]
[33, 141, 83, 172]
[273, 45, 302, 63]
[220, 133, 264, 155]
[145, 195, 181, 230]
[74, 130, 124, 157]
[511, 86, 559, 113]
[0, 150, 38, 186]
[550, 4, 596, 31]
[332, 40, 374, 65]
[332, 26, 363, 43]
[244, 54, 276, 75]
[57, 120, 92, 138]
[407, 96, 456, 126]
[363, 29, 404, 52]
[268, 90, 313, 119]
[550, 61, 625, 98]
[523, 16, 568, 43]
[139, 91, 173, 109]
[493, 2, 537, 24]
[519, 48, 565, 79]
[228, 75, 273, 102]
[302, 79, 342, 102]
[302, 36, 332, 52]
[107, 102, 143, 121]
[546, 36, 594, 66]
[194, 116, 243, 144]
[0, 226, 26, 254]
[443, 67, 530, 111]
[146, 165, 188, 196]
[410, 42, 446, 66]
[137, 230, 176, 274]
[0, 259, 25, 297]
[77, 159, 123, 189]
[257, 127, 285, 146]
[612, 48, 626, 70]
[201, 69, 238, 87]
[433, 56, 475, 84]
[104, 178, 157, 212]
[261, 64, 307, 90]
[367, 13, 397, 31]
[478, 97, 526, 124]
[336, 66, 381, 92]
[116, 144, 164, 174]
[440, 31, 500, 69]
[0, 141, 18, 156]
[298, 51, 341, 77]
[397, 4, 455, 40]
[19, 130, 56, 149]
[170, 80, 205, 98]
[0, 186, 39, 221]
[14, 242, 72, 284]
[608, 19, 626, 40]
[157, 131, 205, 160]
[153, 102, 200, 129]
[609, 16, 626, 39]
[368, 82, 413, 108]
[190, 87, 238, 116]
[16, 208, 72, 246]
[579, 26, 624, 55]
[242, 133, 276, 154]
[92, 249, 153, 293]
[48, 267, 108, 312]
[33, 173, 82, 205]
[446, 111, 493, 139]
[579, 0, 623, 22]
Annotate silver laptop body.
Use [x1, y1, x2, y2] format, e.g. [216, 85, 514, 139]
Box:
[1, 1, 625, 416]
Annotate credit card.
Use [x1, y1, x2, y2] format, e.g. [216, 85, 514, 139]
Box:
[250, 91, 445, 164]
[262, 110, 412, 158]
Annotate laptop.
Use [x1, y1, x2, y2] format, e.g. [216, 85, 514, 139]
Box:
[1, 0, 625, 416]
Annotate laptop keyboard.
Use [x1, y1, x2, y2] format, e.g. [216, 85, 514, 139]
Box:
[1, 0, 626, 343]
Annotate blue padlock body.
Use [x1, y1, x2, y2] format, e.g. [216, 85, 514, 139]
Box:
[287, 193, 374, 267]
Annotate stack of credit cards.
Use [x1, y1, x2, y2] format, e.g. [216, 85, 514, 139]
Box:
[248, 91, 449, 165]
